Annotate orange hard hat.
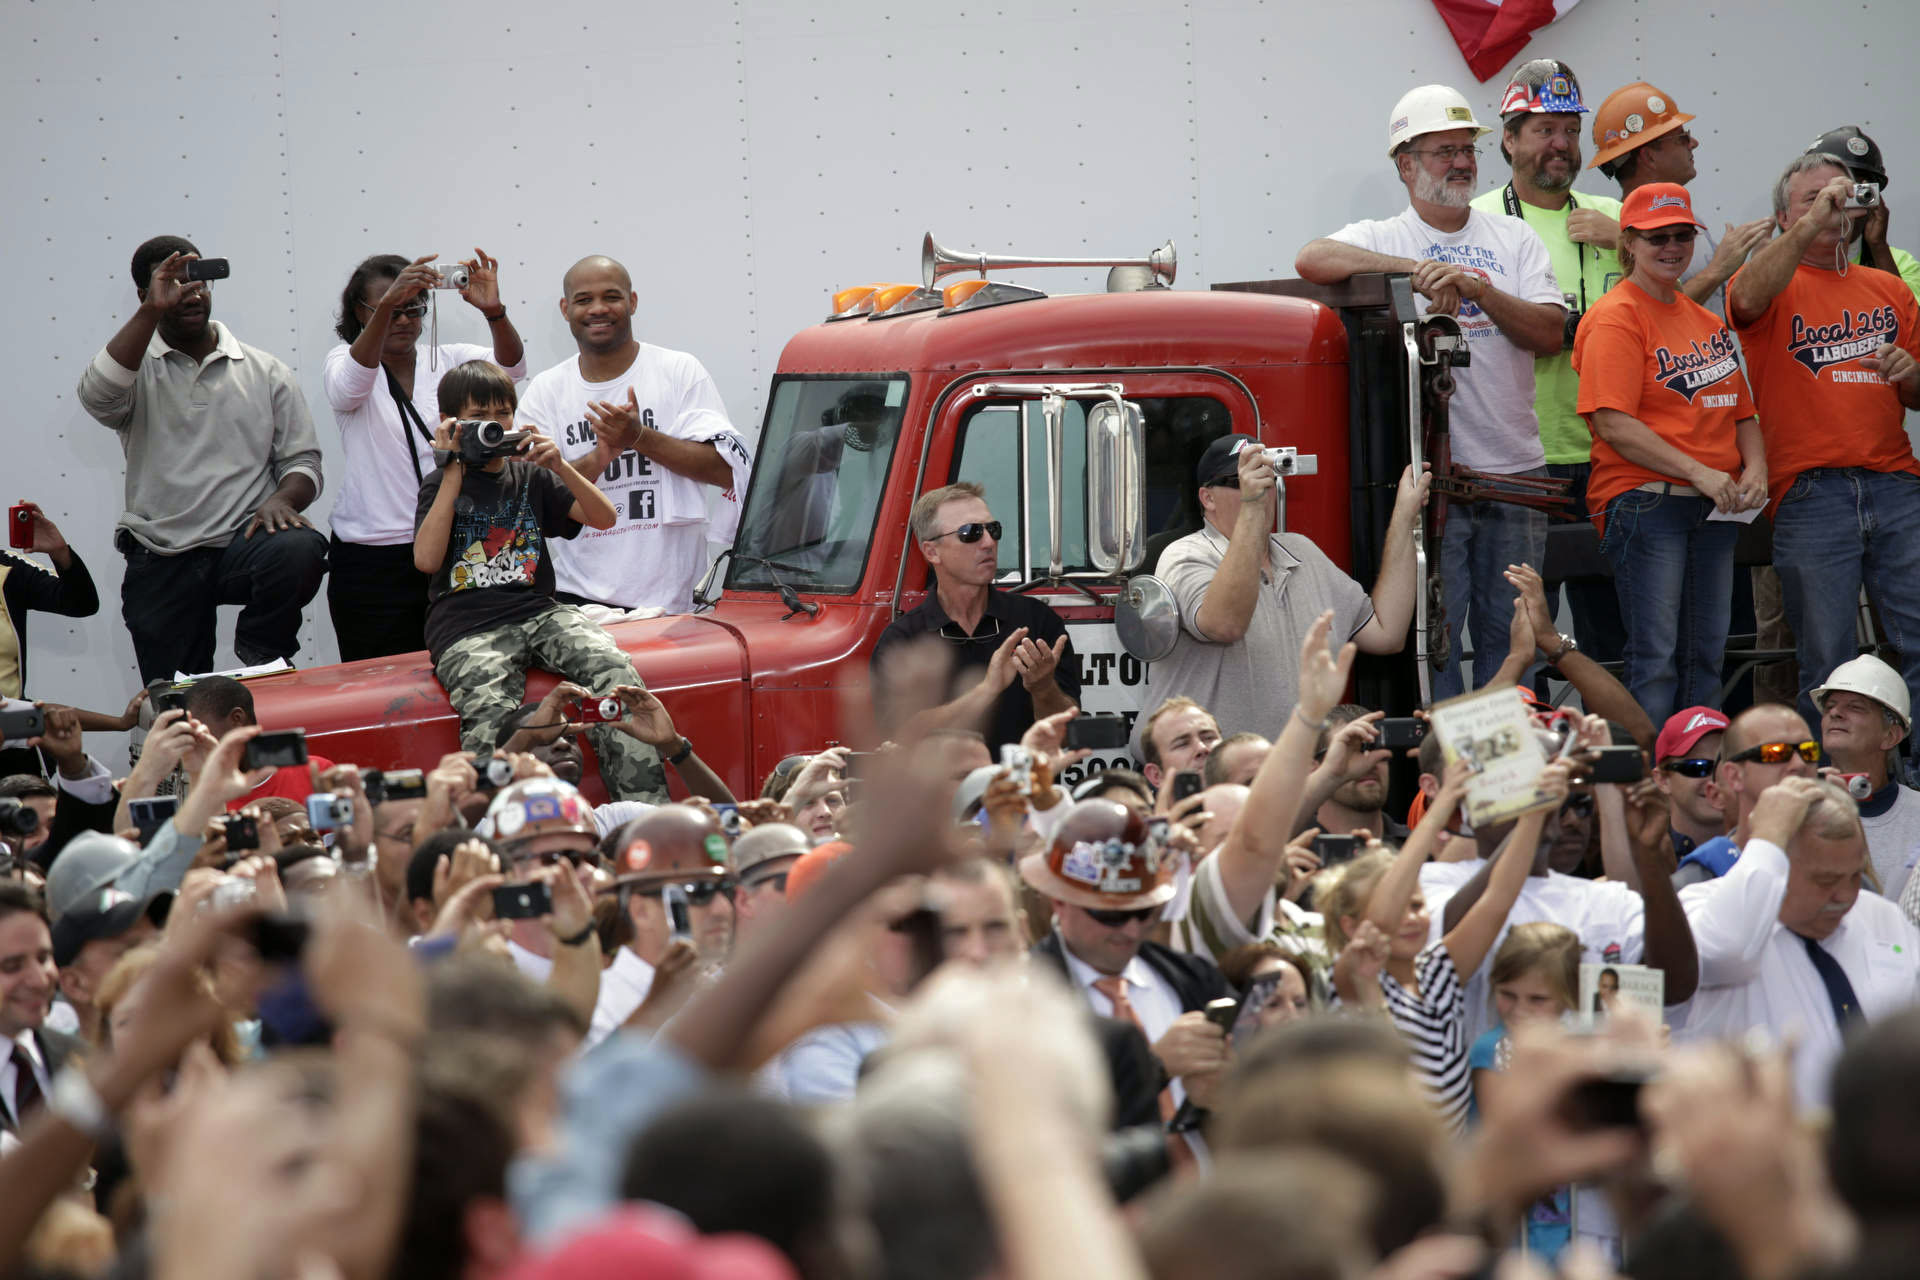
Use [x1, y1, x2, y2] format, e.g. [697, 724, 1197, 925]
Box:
[1589, 82, 1694, 171]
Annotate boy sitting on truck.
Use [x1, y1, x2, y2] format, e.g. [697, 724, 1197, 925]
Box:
[414, 360, 668, 803]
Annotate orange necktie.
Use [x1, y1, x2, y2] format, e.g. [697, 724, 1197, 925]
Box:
[1094, 975, 1196, 1170]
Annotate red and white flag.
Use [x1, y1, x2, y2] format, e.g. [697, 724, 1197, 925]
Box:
[1429, 0, 1583, 82]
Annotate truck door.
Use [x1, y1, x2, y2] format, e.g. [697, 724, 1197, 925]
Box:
[928, 373, 1253, 779]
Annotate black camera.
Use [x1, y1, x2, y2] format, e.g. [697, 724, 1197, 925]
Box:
[0, 798, 40, 840]
[454, 419, 531, 465]
[1562, 292, 1583, 351]
[362, 768, 428, 805]
[0, 706, 45, 743]
[224, 813, 260, 853]
[148, 679, 189, 716]
[474, 753, 515, 793]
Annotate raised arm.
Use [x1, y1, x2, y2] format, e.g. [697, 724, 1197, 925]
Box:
[1212, 610, 1355, 923]
[1440, 768, 1566, 978]
[1728, 178, 1851, 327]
[1192, 445, 1278, 644]
[1352, 464, 1430, 653]
[1682, 778, 1819, 990]
[1360, 759, 1475, 940]
[1506, 565, 1655, 751]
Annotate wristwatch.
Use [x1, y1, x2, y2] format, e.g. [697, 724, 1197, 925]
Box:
[664, 736, 693, 766]
[1543, 633, 1579, 663]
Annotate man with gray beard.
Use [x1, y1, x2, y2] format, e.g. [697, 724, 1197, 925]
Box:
[1298, 84, 1565, 699]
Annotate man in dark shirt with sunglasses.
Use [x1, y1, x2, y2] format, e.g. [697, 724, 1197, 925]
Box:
[1675, 703, 1819, 887]
[871, 482, 1079, 751]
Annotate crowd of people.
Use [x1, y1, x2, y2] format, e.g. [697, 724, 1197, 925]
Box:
[2, 51, 1920, 1280]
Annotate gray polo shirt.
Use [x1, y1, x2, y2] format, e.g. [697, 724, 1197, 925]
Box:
[1140, 524, 1372, 749]
[77, 322, 323, 554]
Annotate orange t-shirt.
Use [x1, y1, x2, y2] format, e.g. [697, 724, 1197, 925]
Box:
[1572, 279, 1757, 521]
[1731, 262, 1920, 507]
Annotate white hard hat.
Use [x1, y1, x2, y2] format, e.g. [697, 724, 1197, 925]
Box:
[1387, 84, 1492, 158]
[1812, 654, 1911, 736]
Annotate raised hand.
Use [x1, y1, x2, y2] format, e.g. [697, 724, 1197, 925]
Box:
[584, 386, 644, 453]
[457, 247, 503, 314]
[1296, 608, 1359, 725]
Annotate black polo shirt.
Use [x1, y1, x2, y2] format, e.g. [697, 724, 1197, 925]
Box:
[870, 586, 1081, 751]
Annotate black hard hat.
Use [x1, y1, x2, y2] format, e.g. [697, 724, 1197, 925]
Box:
[1806, 125, 1888, 189]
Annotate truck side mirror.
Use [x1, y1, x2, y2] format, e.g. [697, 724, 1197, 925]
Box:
[1115, 575, 1180, 662]
[1086, 399, 1145, 574]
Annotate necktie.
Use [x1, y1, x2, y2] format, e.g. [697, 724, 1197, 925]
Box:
[1802, 935, 1866, 1029]
[1093, 975, 1196, 1169]
[9, 1042, 43, 1128]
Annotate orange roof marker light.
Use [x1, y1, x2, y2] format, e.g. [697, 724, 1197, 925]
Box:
[829, 285, 881, 318]
[941, 279, 992, 308]
[870, 283, 944, 318]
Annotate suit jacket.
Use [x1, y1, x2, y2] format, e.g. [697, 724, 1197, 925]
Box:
[1032, 933, 1235, 1014]
[0, 1027, 84, 1133]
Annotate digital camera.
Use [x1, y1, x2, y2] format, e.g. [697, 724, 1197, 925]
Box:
[474, 752, 516, 793]
[572, 696, 625, 725]
[1258, 446, 1300, 477]
[1845, 182, 1882, 210]
[305, 793, 353, 831]
[454, 419, 531, 465]
[435, 264, 470, 290]
[1562, 291, 1583, 350]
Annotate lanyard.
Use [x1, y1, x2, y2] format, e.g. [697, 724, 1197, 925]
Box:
[383, 365, 435, 486]
[1503, 183, 1589, 314]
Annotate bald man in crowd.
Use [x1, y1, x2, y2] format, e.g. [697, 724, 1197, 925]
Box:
[515, 255, 754, 614]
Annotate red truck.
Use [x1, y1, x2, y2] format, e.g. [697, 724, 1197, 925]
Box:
[255, 235, 1490, 800]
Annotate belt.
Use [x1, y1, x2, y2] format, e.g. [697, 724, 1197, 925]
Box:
[1635, 480, 1698, 496]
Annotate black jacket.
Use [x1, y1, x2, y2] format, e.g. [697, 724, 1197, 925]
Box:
[1032, 933, 1235, 1014]
[0, 547, 100, 701]
[0, 1027, 85, 1133]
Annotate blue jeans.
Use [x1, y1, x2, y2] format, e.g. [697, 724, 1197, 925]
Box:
[1772, 467, 1920, 730]
[1545, 462, 1626, 665]
[1597, 489, 1736, 728]
[1431, 470, 1550, 701]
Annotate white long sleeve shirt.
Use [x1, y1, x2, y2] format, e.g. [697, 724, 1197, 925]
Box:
[1678, 837, 1920, 1110]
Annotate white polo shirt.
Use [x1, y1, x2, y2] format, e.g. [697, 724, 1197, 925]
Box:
[1678, 838, 1920, 1110]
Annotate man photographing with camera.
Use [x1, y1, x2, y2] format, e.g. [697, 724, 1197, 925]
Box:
[77, 235, 328, 684]
[413, 360, 669, 804]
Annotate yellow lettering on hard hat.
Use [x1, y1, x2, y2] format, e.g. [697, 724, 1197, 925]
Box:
[1446, 106, 1472, 120]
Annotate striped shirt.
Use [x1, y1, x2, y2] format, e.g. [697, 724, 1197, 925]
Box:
[1170, 850, 1331, 995]
[1377, 942, 1471, 1135]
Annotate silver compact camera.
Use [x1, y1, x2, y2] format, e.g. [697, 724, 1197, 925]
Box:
[1845, 182, 1882, 210]
[1259, 446, 1300, 477]
[435, 263, 471, 290]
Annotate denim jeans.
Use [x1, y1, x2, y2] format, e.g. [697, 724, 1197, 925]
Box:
[1431, 469, 1550, 702]
[1771, 467, 1920, 731]
[1597, 489, 1736, 728]
[1545, 462, 1626, 665]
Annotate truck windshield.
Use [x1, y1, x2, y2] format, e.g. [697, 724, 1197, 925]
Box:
[729, 375, 908, 593]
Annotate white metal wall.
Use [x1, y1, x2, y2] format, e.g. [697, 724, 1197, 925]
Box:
[8, 0, 1918, 739]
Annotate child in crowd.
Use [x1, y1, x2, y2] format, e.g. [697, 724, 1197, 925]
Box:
[414, 360, 668, 803]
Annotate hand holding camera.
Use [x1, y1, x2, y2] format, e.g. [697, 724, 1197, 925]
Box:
[379, 255, 443, 311]
[454, 248, 504, 314]
[609, 683, 681, 747]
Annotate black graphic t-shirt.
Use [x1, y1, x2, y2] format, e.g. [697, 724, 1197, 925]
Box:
[416, 460, 584, 660]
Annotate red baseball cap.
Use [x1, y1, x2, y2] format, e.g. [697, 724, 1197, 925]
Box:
[1620, 182, 1705, 232]
[1656, 707, 1729, 762]
[503, 1207, 796, 1280]
[785, 840, 853, 901]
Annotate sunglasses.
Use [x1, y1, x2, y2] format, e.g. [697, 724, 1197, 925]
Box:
[1729, 740, 1821, 765]
[927, 520, 1002, 544]
[1084, 905, 1158, 927]
[1635, 227, 1698, 248]
[359, 299, 431, 320]
[1659, 758, 1716, 779]
[644, 878, 736, 905]
[512, 849, 585, 868]
[938, 615, 1002, 644]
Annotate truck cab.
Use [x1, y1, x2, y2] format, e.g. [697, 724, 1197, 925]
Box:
[253, 238, 1444, 799]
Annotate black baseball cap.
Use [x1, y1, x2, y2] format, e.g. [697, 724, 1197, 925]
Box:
[51, 887, 167, 968]
[1196, 433, 1260, 488]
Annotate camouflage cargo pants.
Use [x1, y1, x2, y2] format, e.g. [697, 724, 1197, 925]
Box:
[434, 604, 668, 803]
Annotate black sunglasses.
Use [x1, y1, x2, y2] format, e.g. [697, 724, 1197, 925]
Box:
[1637, 227, 1698, 248]
[1659, 758, 1716, 779]
[938, 615, 1002, 644]
[1084, 905, 1158, 927]
[1729, 741, 1821, 766]
[648, 878, 736, 905]
[927, 520, 1002, 544]
[359, 299, 431, 320]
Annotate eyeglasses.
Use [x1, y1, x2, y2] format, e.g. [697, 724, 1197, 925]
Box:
[1635, 227, 1698, 248]
[1084, 905, 1158, 927]
[1411, 145, 1481, 163]
[938, 615, 1002, 644]
[643, 878, 736, 905]
[927, 520, 1002, 544]
[1729, 740, 1821, 765]
[1659, 758, 1716, 780]
[1653, 129, 1695, 148]
[358, 300, 430, 320]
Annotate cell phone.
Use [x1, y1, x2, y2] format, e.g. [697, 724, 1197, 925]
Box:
[304, 793, 352, 832]
[1065, 713, 1130, 751]
[1586, 745, 1647, 785]
[128, 796, 179, 843]
[570, 695, 625, 725]
[1169, 997, 1242, 1134]
[183, 257, 230, 282]
[1560, 1069, 1652, 1132]
[491, 882, 553, 920]
[244, 912, 312, 964]
[1312, 833, 1361, 867]
[1172, 770, 1204, 803]
[147, 679, 189, 715]
[841, 751, 879, 779]
[362, 768, 427, 805]
[7, 506, 30, 550]
[662, 884, 693, 942]
[1377, 717, 1427, 750]
[242, 729, 308, 771]
[223, 813, 259, 853]
[0, 706, 45, 743]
